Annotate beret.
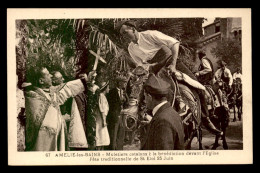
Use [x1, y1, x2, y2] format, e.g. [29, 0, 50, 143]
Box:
[99, 81, 109, 91]
[144, 73, 170, 96]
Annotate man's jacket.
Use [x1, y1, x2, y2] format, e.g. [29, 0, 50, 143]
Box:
[141, 102, 184, 150]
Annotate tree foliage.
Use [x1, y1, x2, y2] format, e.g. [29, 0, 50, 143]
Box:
[16, 18, 205, 88]
[211, 38, 242, 72]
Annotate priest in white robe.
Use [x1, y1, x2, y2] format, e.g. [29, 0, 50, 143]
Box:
[25, 67, 88, 151]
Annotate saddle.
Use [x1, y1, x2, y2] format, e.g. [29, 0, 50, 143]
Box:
[122, 66, 203, 132]
[156, 68, 201, 125]
[204, 85, 220, 110]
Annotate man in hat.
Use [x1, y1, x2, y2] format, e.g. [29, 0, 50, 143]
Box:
[141, 74, 184, 150]
[212, 61, 233, 108]
[106, 76, 128, 150]
[116, 20, 179, 74]
[233, 67, 242, 83]
[213, 61, 233, 89]
[195, 50, 214, 85]
[116, 20, 222, 136]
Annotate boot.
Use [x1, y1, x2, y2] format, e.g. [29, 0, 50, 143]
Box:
[202, 117, 223, 136]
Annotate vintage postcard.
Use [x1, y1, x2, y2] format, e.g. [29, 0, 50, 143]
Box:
[8, 8, 252, 165]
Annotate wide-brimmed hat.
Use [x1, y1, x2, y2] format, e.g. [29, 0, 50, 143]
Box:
[144, 73, 170, 96]
[115, 20, 136, 33]
[132, 66, 148, 76]
[99, 81, 109, 91]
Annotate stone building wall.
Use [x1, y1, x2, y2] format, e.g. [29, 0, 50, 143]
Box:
[195, 18, 242, 74]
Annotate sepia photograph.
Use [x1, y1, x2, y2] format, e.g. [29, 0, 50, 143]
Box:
[8, 8, 252, 165]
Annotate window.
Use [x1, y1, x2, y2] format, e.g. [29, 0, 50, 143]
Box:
[234, 31, 238, 37]
[215, 23, 220, 33]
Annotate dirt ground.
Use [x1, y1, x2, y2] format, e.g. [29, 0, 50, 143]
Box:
[17, 110, 243, 151]
[191, 119, 243, 150]
[123, 110, 243, 150]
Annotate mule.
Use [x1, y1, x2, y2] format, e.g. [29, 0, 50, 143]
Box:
[205, 83, 230, 150]
[122, 66, 204, 150]
[236, 93, 242, 121]
[228, 79, 242, 121]
[152, 68, 203, 150]
[178, 83, 202, 150]
[123, 71, 148, 146]
[210, 106, 229, 150]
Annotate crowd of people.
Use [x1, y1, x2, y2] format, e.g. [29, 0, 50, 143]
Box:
[16, 20, 242, 151]
[16, 68, 131, 151]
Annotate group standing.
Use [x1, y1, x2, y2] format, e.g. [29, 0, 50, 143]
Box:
[17, 65, 130, 151]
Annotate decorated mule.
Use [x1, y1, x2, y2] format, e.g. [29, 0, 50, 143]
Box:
[122, 66, 203, 150]
[168, 71, 203, 150]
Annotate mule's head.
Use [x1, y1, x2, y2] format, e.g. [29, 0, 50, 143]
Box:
[121, 103, 139, 131]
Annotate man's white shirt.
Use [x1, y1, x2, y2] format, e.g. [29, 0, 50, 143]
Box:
[198, 57, 212, 75]
[213, 68, 233, 86]
[233, 72, 242, 83]
[127, 30, 205, 91]
[128, 30, 179, 70]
